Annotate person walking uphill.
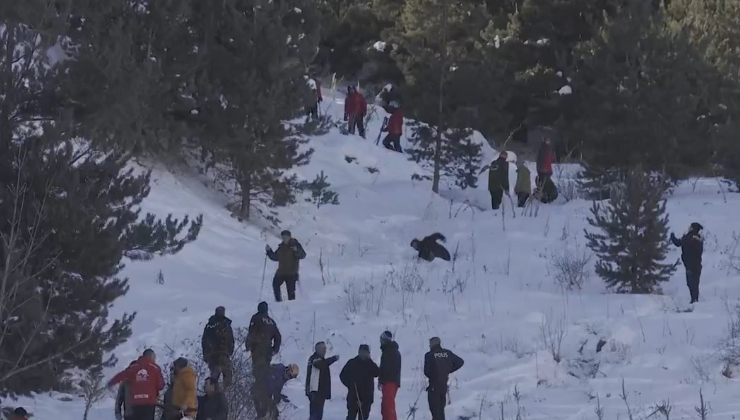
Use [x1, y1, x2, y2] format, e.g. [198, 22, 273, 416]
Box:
[488, 151, 510, 210]
[382, 102, 403, 153]
[202, 306, 235, 387]
[424, 337, 464, 420]
[306, 341, 340, 420]
[671, 222, 704, 304]
[108, 349, 165, 420]
[340, 344, 380, 420]
[379, 331, 401, 420]
[345, 85, 367, 138]
[266, 230, 306, 302]
[514, 161, 531, 208]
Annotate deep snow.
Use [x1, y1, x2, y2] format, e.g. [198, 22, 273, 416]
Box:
[19, 89, 740, 420]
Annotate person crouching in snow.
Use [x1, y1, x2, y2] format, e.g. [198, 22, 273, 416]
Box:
[671, 222, 704, 304]
[488, 151, 509, 210]
[344, 85, 367, 138]
[196, 378, 228, 420]
[514, 161, 531, 208]
[382, 102, 403, 152]
[166, 358, 198, 420]
[253, 363, 299, 420]
[410, 233, 451, 262]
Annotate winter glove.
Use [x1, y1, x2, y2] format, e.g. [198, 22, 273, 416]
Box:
[331, 355, 340, 362]
[280, 394, 290, 403]
[265, 245, 272, 253]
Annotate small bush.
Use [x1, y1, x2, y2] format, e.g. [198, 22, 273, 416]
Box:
[549, 244, 592, 290]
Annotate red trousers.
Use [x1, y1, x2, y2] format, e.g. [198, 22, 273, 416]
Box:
[381, 383, 399, 420]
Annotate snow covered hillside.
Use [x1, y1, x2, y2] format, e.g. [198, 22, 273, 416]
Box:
[24, 90, 740, 420]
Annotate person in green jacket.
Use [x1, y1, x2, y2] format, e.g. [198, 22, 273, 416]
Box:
[514, 161, 531, 208]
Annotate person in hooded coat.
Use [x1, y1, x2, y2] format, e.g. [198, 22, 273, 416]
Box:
[202, 306, 235, 387]
[378, 331, 401, 420]
[423, 337, 464, 420]
[382, 102, 404, 153]
[671, 222, 705, 304]
[340, 344, 380, 420]
[306, 341, 340, 420]
[488, 151, 509, 210]
[168, 358, 198, 420]
[344, 85, 367, 138]
[410, 233, 451, 262]
[514, 161, 531, 208]
[196, 378, 228, 420]
[247, 301, 282, 413]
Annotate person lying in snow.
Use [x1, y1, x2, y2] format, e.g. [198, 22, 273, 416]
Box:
[410, 233, 451, 262]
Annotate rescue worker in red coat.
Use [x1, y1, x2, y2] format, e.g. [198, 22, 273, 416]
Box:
[536, 136, 555, 190]
[382, 102, 403, 153]
[108, 349, 166, 420]
[344, 85, 367, 138]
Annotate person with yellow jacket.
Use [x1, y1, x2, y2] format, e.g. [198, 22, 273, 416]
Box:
[514, 161, 531, 208]
[167, 358, 198, 420]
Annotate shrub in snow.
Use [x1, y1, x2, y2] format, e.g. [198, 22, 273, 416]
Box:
[300, 170, 339, 208]
[584, 167, 677, 294]
[548, 244, 592, 291]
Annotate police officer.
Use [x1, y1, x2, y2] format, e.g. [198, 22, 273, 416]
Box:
[423, 337, 464, 420]
[246, 301, 282, 415]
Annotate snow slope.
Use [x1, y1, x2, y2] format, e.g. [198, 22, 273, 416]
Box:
[22, 90, 740, 420]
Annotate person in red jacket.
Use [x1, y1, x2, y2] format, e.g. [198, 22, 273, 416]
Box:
[536, 136, 555, 190]
[344, 85, 367, 138]
[108, 349, 166, 420]
[382, 102, 403, 153]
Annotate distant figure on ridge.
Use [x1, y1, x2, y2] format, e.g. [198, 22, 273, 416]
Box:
[487, 151, 509, 210]
[345, 85, 367, 138]
[266, 230, 306, 302]
[381, 101, 404, 153]
[202, 306, 235, 387]
[410, 233, 451, 262]
[671, 222, 704, 304]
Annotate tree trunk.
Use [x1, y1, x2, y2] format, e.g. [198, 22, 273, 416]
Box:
[432, 0, 448, 194]
[239, 177, 252, 220]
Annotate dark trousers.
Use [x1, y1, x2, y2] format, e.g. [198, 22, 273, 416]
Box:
[309, 393, 326, 420]
[347, 398, 372, 420]
[131, 405, 157, 420]
[427, 387, 447, 420]
[490, 189, 503, 210]
[306, 105, 318, 119]
[382, 133, 402, 152]
[208, 356, 232, 387]
[348, 115, 366, 138]
[273, 274, 297, 301]
[686, 266, 701, 303]
[516, 192, 530, 208]
[252, 357, 272, 417]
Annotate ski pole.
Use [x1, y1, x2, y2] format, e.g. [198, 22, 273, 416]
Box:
[259, 254, 267, 301]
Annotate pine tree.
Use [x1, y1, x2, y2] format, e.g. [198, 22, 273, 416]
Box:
[301, 171, 340, 208]
[182, 0, 321, 221]
[584, 167, 677, 294]
[407, 125, 482, 189]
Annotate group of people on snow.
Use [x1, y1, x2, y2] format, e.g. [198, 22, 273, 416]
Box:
[487, 136, 558, 211]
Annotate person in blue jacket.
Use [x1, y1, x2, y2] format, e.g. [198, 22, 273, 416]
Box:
[254, 363, 300, 420]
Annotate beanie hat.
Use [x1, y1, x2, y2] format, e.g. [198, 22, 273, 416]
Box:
[280, 230, 292, 237]
[690, 222, 704, 232]
[430, 336, 442, 347]
[13, 408, 28, 417]
[257, 301, 268, 314]
[359, 344, 370, 352]
[215, 306, 226, 316]
[380, 331, 393, 342]
[173, 357, 188, 370]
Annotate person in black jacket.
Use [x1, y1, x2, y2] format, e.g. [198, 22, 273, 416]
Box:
[266, 230, 307, 301]
[488, 151, 510, 210]
[423, 337, 464, 420]
[246, 301, 282, 412]
[340, 344, 380, 420]
[410, 233, 451, 262]
[114, 361, 136, 420]
[671, 222, 704, 304]
[202, 306, 235, 387]
[196, 378, 228, 420]
[305, 342, 340, 420]
[379, 331, 401, 420]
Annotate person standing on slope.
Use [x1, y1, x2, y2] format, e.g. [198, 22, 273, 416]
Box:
[107, 349, 165, 420]
[114, 360, 137, 420]
[514, 161, 532, 208]
[340, 344, 380, 420]
[304, 76, 322, 120]
[201, 306, 235, 387]
[671, 222, 704, 304]
[382, 102, 403, 153]
[423, 337, 464, 420]
[246, 301, 282, 412]
[487, 151, 510, 210]
[536, 136, 555, 191]
[344, 85, 367, 138]
[266, 230, 307, 302]
[378, 331, 401, 420]
[306, 341, 340, 420]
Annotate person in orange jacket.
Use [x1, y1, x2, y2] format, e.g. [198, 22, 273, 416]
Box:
[108, 349, 165, 420]
[167, 358, 198, 420]
[344, 85, 367, 138]
[382, 102, 403, 153]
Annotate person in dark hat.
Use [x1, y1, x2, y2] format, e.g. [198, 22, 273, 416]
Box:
[202, 306, 235, 386]
[423, 337, 464, 420]
[246, 301, 282, 410]
[10, 407, 29, 420]
[488, 151, 510, 210]
[340, 344, 380, 420]
[671, 222, 705, 304]
[378, 331, 401, 420]
[266, 230, 307, 301]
